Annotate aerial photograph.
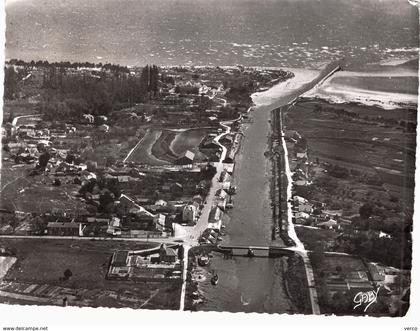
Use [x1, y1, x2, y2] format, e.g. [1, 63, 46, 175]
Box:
[0, 0, 418, 320]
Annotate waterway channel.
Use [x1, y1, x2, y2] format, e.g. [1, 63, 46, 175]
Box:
[191, 65, 343, 313]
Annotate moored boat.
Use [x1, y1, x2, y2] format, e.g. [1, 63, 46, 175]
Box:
[211, 273, 219, 285]
[198, 255, 210, 266]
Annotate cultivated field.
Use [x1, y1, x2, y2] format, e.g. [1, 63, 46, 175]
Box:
[0, 239, 181, 309]
[126, 127, 211, 165]
[126, 129, 170, 165]
[0, 160, 85, 215]
[170, 128, 210, 155]
[286, 99, 416, 211]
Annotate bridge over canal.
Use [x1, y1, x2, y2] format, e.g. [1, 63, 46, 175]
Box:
[217, 244, 295, 258]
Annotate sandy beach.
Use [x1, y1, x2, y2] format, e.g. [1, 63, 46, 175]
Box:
[251, 68, 321, 107]
[303, 67, 418, 110]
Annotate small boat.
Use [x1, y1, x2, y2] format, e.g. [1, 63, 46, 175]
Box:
[198, 255, 210, 267]
[211, 273, 219, 286]
[241, 295, 250, 306]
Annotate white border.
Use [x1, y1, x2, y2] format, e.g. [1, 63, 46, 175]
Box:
[0, 1, 419, 330]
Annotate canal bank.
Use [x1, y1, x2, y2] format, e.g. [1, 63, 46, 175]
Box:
[186, 64, 339, 314]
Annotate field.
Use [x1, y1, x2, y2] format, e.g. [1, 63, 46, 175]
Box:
[286, 99, 416, 213]
[0, 160, 86, 215]
[87, 137, 139, 166]
[170, 128, 209, 155]
[151, 130, 178, 162]
[126, 129, 170, 165]
[1, 239, 154, 286]
[295, 226, 338, 251]
[126, 127, 211, 165]
[0, 238, 181, 309]
[2, 100, 39, 119]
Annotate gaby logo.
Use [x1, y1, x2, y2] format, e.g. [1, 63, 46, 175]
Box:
[353, 287, 380, 312]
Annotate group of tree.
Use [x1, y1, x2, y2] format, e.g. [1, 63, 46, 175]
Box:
[78, 175, 122, 214]
[140, 65, 159, 98]
[37, 64, 161, 121]
[7, 58, 130, 73]
[5, 59, 162, 121]
[3, 65, 27, 100]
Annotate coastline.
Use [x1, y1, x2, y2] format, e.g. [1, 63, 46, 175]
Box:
[303, 66, 419, 110]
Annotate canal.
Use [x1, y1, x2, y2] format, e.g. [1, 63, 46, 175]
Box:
[192, 68, 327, 313]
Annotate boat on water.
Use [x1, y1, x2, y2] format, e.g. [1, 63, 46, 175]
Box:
[211, 273, 219, 285]
[198, 255, 210, 267]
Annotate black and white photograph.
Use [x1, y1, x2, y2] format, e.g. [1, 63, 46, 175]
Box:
[0, 0, 419, 328]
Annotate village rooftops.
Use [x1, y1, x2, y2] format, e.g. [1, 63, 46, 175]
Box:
[175, 150, 195, 165]
[183, 150, 195, 161]
[47, 222, 81, 228]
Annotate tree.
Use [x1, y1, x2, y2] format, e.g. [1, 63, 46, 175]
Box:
[359, 203, 374, 219]
[4, 66, 19, 100]
[9, 216, 19, 232]
[99, 189, 115, 213]
[32, 216, 47, 235]
[38, 152, 50, 168]
[63, 269, 73, 280]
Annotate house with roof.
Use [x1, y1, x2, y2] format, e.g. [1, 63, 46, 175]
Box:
[47, 222, 84, 236]
[219, 134, 234, 145]
[293, 195, 308, 204]
[117, 194, 155, 217]
[296, 151, 308, 159]
[111, 250, 130, 267]
[223, 147, 236, 163]
[368, 263, 386, 282]
[175, 150, 195, 165]
[107, 217, 121, 236]
[209, 206, 223, 224]
[158, 244, 178, 263]
[297, 202, 313, 213]
[199, 137, 221, 151]
[317, 219, 339, 230]
[182, 203, 198, 225]
[192, 194, 204, 205]
[295, 211, 310, 220]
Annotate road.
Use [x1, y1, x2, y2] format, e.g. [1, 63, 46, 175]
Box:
[176, 115, 236, 310]
[178, 245, 190, 311]
[11, 114, 41, 127]
[278, 85, 323, 316]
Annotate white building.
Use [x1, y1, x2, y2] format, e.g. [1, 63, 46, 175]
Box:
[298, 203, 313, 213]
